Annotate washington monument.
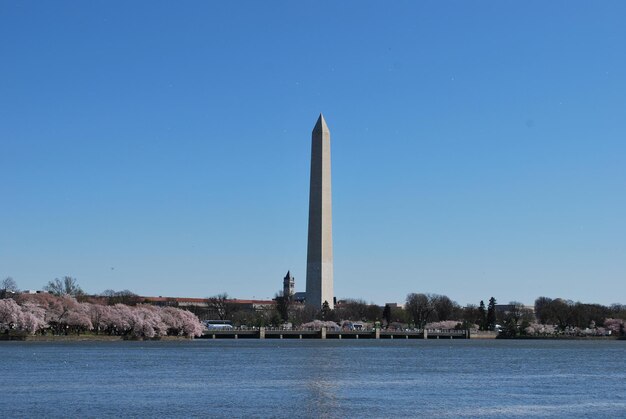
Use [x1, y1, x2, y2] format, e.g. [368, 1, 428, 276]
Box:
[305, 114, 334, 309]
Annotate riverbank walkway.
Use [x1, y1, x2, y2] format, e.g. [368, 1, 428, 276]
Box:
[201, 327, 470, 340]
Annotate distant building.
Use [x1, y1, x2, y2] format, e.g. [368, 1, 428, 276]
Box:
[22, 290, 38, 294]
[141, 296, 274, 309]
[283, 271, 294, 297]
[495, 304, 535, 315]
[138, 296, 275, 320]
[293, 292, 306, 303]
[281, 271, 307, 304]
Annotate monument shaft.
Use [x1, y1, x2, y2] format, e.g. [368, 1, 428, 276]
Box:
[306, 114, 334, 309]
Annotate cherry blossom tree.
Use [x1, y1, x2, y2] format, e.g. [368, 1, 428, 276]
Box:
[0, 299, 46, 334]
[132, 305, 168, 338]
[65, 303, 93, 334]
[160, 307, 183, 334]
[160, 306, 203, 337]
[88, 304, 110, 334]
[19, 302, 46, 334]
[603, 318, 625, 335]
[0, 298, 22, 330]
[175, 308, 204, 337]
[106, 304, 135, 336]
[47, 296, 80, 334]
[425, 320, 463, 330]
[5, 293, 204, 339]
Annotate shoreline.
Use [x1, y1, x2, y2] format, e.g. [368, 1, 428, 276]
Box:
[0, 334, 194, 342]
[498, 335, 622, 341]
[2, 333, 623, 342]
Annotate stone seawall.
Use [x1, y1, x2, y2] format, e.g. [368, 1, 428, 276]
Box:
[470, 331, 498, 339]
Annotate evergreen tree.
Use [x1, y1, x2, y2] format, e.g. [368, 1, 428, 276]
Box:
[274, 290, 291, 323]
[487, 297, 497, 331]
[478, 300, 487, 331]
[321, 301, 332, 321]
[382, 304, 392, 326]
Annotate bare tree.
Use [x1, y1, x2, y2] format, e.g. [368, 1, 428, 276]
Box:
[534, 296, 553, 324]
[335, 299, 382, 322]
[207, 293, 235, 320]
[405, 293, 436, 328]
[1, 277, 18, 295]
[335, 299, 368, 321]
[500, 301, 535, 337]
[431, 295, 458, 321]
[44, 276, 84, 297]
[289, 304, 317, 326]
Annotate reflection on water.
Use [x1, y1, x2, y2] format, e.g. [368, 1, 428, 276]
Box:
[305, 378, 338, 417]
[293, 342, 342, 417]
[1, 340, 625, 418]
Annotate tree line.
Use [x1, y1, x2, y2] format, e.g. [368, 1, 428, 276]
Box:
[0, 277, 203, 338]
[206, 291, 494, 330]
[4, 276, 625, 336]
[206, 290, 626, 337]
[533, 297, 626, 333]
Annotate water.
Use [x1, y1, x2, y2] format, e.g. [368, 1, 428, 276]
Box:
[1, 339, 625, 418]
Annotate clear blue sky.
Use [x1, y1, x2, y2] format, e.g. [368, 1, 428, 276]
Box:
[2, 2, 625, 306]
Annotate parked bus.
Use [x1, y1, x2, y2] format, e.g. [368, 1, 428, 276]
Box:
[203, 320, 234, 330]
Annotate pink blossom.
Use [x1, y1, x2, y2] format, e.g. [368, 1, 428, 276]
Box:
[0, 299, 22, 329]
[132, 305, 168, 338]
[525, 323, 557, 335]
[5, 294, 203, 338]
[65, 303, 94, 332]
[105, 304, 134, 335]
[177, 309, 204, 337]
[0, 299, 46, 334]
[425, 320, 462, 330]
[19, 302, 46, 334]
[603, 318, 624, 333]
[88, 304, 111, 333]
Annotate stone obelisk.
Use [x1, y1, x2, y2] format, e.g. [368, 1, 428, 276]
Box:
[305, 114, 334, 309]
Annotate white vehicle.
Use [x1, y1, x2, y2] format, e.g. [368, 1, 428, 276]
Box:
[203, 320, 234, 330]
